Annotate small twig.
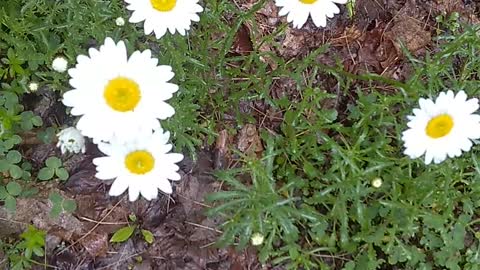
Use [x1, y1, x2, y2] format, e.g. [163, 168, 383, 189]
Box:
[56, 198, 124, 255]
[176, 193, 212, 208]
[200, 241, 216, 249]
[0, 217, 29, 225]
[78, 216, 128, 225]
[184, 221, 223, 233]
[96, 252, 144, 270]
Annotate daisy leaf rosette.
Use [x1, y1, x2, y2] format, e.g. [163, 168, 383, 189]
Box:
[402, 90, 480, 164]
[125, 0, 203, 39]
[93, 128, 183, 201]
[275, 0, 347, 28]
[62, 37, 178, 143]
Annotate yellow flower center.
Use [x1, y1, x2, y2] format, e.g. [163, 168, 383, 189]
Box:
[125, 150, 155, 175]
[150, 0, 177, 11]
[103, 77, 141, 112]
[425, 114, 454, 139]
[299, 0, 317, 4]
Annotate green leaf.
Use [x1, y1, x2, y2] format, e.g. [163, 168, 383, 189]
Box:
[6, 150, 21, 164]
[6, 181, 22, 196]
[48, 192, 63, 204]
[37, 127, 56, 144]
[37, 167, 54, 180]
[110, 226, 136, 243]
[5, 195, 16, 212]
[32, 246, 44, 257]
[0, 160, 9, 172]
[141, 229, 154, 244]
[9, 164, 23, 179]
[50, 204, 62, 218]
[55, 167, 69, 181]
[0, 186, 8, 200]
[45, 157, 61, 168]
[62, 199, 77, 213]
[31, 116, 42, 127]
[22, 187, 39, 197]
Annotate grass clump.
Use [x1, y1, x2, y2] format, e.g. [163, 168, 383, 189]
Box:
[208, 26, 480, 269]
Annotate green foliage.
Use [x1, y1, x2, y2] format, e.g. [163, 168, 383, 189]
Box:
[48, 192, 77, 218]
[435, 11, 461, 34]
[209, 25, 480, 269]
[0, 182, 23, 212]
[110, 215, 155, 244]
[141, 229, 155, 244]
[110, 226, 136, 243]
[0, 225, 46, 270]
[37, 156, 68, 181]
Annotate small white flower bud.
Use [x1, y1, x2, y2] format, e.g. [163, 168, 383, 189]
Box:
[52, 57, 68, 73]
[56, 127, 86, 154]
[251, 233, 264, 246]
[28, 82, 39, 92]
[372, 177, 382, 188]
[115, 17, 125, 26]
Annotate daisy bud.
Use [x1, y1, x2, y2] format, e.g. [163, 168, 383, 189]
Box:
[52, 56, 68, 73]
[28, 82, 39, 93]
[56, 127, 86, 155]
[371, 178, 382, 188]
[251, 233, 264, 246]
[115, 17, 125, 26]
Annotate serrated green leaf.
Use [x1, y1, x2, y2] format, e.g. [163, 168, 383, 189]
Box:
[37, 167, 54, 180]
[141, 229, 154, 244]
[110, 226, 136, 243]
[6, 181, 21, 196]
[33, 246, 44, 257]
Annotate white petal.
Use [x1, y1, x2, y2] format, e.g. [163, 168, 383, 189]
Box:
[109, 177, 130, 196]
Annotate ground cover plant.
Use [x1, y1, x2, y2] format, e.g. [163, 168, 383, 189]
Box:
[1, 0, 480, 269]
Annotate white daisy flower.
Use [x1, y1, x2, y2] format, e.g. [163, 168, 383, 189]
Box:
[124, 0, 203, 39]
[402, 90, 480, 164]
[56, 127, 86, 154]
[115, 17, 125, 26]
[93, 128, 184, 201]
[62, 37, 178, 143]
[52, 56, 68, 73]
[275, 0, 347, 28]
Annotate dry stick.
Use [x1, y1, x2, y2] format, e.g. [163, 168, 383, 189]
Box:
[95, 252, 144, 270]
[78, 216, 129, 225]
[0, 216, 29, 225]
[184, 221, 223, 234]
[176, 193, 212, 208]
[56, 198, 124, 255]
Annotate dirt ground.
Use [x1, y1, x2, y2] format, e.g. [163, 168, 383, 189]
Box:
[1, 0, 479, 269]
